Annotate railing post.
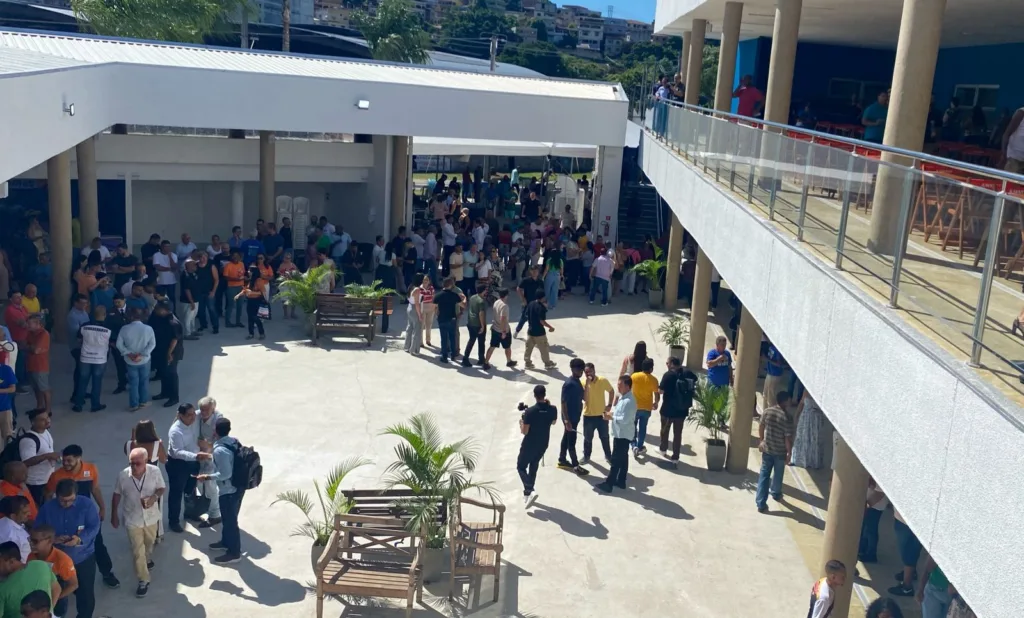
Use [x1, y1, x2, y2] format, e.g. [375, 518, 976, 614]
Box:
[702, 115, 710, 173]
[796, 139, 815, 241]
[768, 132, 783, 221]
[970, 194, 1007, 366]
[835, 155, 856, 270]
[888, 169, 916, 308]
[729, 122, 739, 192]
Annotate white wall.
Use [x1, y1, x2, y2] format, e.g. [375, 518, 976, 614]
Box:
[641, 132, 1024, 618]
[594, 146, 623, 242]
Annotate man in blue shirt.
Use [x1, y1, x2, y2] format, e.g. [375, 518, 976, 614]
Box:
[596, 374, 637, 493]
[238, 232, 264, 268]
[36, 479, 100, 618]
[706, 335, 733, 388]
[196, 417, 243, 564]
[261, 223, 284, 270]
[557, 358, 588, 476]
[862, 90, 889, 143]
[762, 343, 789, 416]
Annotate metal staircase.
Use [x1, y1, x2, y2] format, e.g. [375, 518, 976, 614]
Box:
[616, 182, 666, 247]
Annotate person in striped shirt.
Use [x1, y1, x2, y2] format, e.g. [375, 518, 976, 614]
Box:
[808, 560, 847, 618]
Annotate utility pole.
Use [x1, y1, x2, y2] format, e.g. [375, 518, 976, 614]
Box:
[282, 0, 291, 51]
[489, 35, 498, 72]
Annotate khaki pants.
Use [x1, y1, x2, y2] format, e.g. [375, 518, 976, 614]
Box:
[421, 304, 436, 344]
[524, 334, 552, 367]
[127, 523, 158, 582]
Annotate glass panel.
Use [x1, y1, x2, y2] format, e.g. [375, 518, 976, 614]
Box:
[828, 78, 861, 100]
[982, 192, 1024, 383]
[954, 86, 977, 106]
[976, 87, 1000, 109]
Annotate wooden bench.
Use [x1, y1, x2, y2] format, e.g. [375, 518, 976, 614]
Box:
[315, 514, 425, 617]
[449, 495, 505, 601]
[312, 294, 376, 346]
[341, 489, 447, 531]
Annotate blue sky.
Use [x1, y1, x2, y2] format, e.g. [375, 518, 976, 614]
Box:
[559, 0, 656, 22]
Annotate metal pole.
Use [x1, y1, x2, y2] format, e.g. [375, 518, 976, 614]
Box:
[970, 194, 1007, 366]
[768, 132, 783, 221]
[835, 155, 856, 270]
[489, 36, 498, 72]
[888, 170, 916, 308]
[797, 140, 815, 241]
[729, 123, 739, 192]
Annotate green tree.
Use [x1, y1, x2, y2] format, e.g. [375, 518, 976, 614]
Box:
[555, 25, 577, 49]
[353, 0, 431, 64]
[71, 0, 247, 43]
[701, 44, 719, 101]
[505, 0, 521, 9]
[440, 6, 514, 46]
[498, 41, 563, 76]
[531, 18, 548, 42]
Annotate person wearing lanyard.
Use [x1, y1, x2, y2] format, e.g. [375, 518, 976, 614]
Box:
[111, 448, 165, 598]
[165, 404, 212, 534]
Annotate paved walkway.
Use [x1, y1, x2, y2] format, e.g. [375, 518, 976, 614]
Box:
[10, 290, 913, 617]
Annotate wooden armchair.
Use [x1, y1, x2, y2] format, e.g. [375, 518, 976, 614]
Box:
[315, 513, 426, 617]
[448, 495, 505, 602]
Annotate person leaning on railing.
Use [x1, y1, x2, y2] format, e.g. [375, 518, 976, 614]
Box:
[999, 106, 1024, 174]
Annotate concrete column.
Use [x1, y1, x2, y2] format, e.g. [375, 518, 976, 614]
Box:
[47, 150, 73, 343]
[231, 181, 245, 229]
[821, 435, 871, 617]
[663, 216, 684, 310]
[687, 249, 713, 371]
[867, 0, 947, 254]
[390, 136, 411, 236]
[714, 2, 744, 112]
[76, 136, 99, 243]
[763, 0, 802, 125]
[679, 31, 691, 81]
[684, 20, 706, 106]
[258, 131, 276, 225]
[727, 305, 763, 473]
[595, 146, 623, 242]
[123, 173, 134, 250]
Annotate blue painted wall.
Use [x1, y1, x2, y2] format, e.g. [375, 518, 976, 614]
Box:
[791, 42, 895, 103]
[732, 38, 762, 114]
[933, 43, 1024, 111]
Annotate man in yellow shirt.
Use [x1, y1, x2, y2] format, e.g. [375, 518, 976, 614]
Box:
[581, 362, 614, 464]
[21, 285, 41, 315]
[630, 357, 660, 457]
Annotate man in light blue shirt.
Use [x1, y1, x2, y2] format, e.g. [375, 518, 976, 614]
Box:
[597, 375, 637, 493]
[116, 308, 156, 411]
[196, 417, 243, 563]
[67, 294, 91, 402]
[862, 90, 889, 143]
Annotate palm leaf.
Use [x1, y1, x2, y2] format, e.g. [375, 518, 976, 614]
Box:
[270, 458, 372, 546]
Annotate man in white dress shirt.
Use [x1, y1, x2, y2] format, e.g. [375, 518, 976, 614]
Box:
[165, 403, 211, 533]
[111, 447, 166, 598]
[0, 495, 31, 561]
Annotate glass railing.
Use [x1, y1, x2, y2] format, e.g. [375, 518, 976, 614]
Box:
[645, 98, 1024, 403]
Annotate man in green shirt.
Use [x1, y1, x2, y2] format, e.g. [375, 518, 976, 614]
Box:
[462, 281, 489, 369]
[0, 541, 58, 618]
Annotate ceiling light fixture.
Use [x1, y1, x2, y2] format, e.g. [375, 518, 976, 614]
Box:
[63, 103, 75, 117]
[356, 100, 370, 110]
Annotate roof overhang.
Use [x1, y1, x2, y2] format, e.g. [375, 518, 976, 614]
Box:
[413, 123, 641, 158]
[0, 30, 628, 182]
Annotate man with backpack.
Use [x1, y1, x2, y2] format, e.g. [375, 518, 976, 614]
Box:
[658, 357, 698, 464]
[196, 417, 258, 564]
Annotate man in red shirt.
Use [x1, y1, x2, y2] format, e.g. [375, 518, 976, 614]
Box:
[733, 75, 765, 118]
[3, 291, 29, 388]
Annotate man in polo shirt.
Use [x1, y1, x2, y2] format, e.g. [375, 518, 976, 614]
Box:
[44, 445, 119, 590]
[523, 291, 556, 371]
[20, 409, 59, 507]
[0, 542, 58, 618]
[732, 75, 764, 118]
[589, 249, 613, 306]
[432, 278, 464, 364]
[28, 524, 78, 617]
[72, 307, 110, 413]
[151, 241, 178, 312]
[36, 480, 101, 618]
[581, 363, 614, 464]
[756, 391, 794, 513]
[706, 336, 733, 389]
[556, 358, 588, 475]
[0, 463, 37, 524]
[761, 342, 789, 416]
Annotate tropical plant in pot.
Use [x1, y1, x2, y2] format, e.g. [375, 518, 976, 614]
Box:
[630, 246, 666, 308]
[270, 456, 371, 573]
[656, 315, 690, 362]
[344, 280, 396, 299]
[686, 377, 732, 471]
[381, 413, 497, 584]
[273, 263, 336, 336]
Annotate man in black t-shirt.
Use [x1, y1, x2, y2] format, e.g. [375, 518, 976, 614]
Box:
[432, 277, 465, 364]
[140, 234, 161, 271]
[517, 384, 557, 508]
[109, 243, 139, 290]
[521, 192, 540, 222]
[557, 358, 589, 476]
[524, 291, 555, 370]
[514, 266, 542, 337]
[178, 260, 201, 340]
[658, 357, 698, 463]
[194, 252, 219, 334]
[148, 301, 183, 408]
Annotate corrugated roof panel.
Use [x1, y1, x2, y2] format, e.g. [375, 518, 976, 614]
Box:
[0, 30, 620, 101]
[0, 46, 86, 74]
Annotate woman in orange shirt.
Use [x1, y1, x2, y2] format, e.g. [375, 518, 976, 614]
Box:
[277, 252, 298, 320]
[234, 267, 267, 340]
[255, 253, 274, 285]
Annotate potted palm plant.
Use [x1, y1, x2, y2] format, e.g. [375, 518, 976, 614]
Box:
[270, 456, 371, 573]
[273, 263, 336, 337]
[345, 279, 398, 331]
[657, 315, 690, 362]
[380, 413, 498, 584]
[630, 246, 666, 308]
[686, 378, 731, 471]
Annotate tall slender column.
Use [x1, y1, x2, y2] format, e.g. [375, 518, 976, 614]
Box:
[684, 20, 706, 106]
[821, 435, 871, 618]
[679, 31, 691, 81]
[390, 136, 411, 236]
[762, 0, 802, 125]
[714, 2, 744, 112]
[687, 249, 713, 371]
[867, 0, 947, 254]
[76, 136, 99, 243]
[259, 131, 276, 225]
[727, 306, 762, 473]
[123, 173, 134, 250]
[231, 181, 245, 229]
[663, 219, 684, 310]
[48, 150, 73, 342]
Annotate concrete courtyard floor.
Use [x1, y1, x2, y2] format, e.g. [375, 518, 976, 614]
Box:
[11, 291, 913, 617]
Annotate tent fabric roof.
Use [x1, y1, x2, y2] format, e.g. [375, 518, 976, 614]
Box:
[414, 122, 641, 157]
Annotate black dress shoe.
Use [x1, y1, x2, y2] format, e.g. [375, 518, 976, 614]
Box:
[169, 523, 185, 533]
[163, 399, 179, 408]
[197, 517, 222, 529]
[112, 386, 126, 395]
[152, 393, 168, 400]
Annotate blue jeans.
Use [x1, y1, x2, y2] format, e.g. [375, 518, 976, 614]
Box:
[74, 362, 106, 410]
[755, 452, 786, 509]
[632, 410, 651, 450]
[858, 507, 882, 561]
[126, 361, 150, 408]
[218, 490, 243, 556]
[921, 581, 951, 618]
[544, 271, 560, 309]
[228, 294, 245, 325]
[589, 277, 609, 304]
[438, 318, 457, 361]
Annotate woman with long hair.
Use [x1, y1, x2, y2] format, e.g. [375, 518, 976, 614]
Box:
[404, 277, 424, 355]
[418, 275, 436, 347]
[620, 341, 648, 376]
[125, 419, 168, 542]
[235, 266, 267, 340]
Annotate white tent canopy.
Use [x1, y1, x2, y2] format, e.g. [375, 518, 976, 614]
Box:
[413, 123, 641, 158]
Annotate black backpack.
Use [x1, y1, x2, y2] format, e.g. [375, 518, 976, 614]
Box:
[227, 442, 263, 491]
[0, 430, 40, 476]
[675, 373, 695, 411]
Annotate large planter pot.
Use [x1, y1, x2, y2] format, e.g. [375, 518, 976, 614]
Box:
[668, 345, 685, 362]
[422, 546, 451, 584]
[705, 439, 727, 471]
[648, 289, 664, 308]
[310, 542, 327, 574]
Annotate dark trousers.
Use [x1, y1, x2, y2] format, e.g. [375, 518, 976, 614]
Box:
[215, 280, 228, 317]
[565, 259, 580, 291]
[157, 284, 176, 311]
[197, 294, 218, 331]
[94, 529, 114, 576]
[111, 349, 127, 389]
[583, 416, 611, 461]
[219, 490, 243, 556]
[710, 281, 721, 308]
[606, 438, 630, 487]
[441, 245, 455, 276]
[27, 483, 46, 507]
[516, 445, 544, 496]
[558, 417, 580, 466]
[514, 305, 529, 335]
[659, 416, 685, 460]
[438, 318, 457, 361]
[859, 507, 883, 561]
[74, 552, 97, 618]
[246, 299, 265, 335]
[159, 359, 179, 400]
[166, 458, 199, 526]
[380, 296, 390, 333]
[70, 348, 84, 400]
[464, 326, 485, 362]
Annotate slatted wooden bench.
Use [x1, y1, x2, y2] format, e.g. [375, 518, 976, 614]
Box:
[312, 294, 376, 346]
[315, 514, 425, 617]
[341, 489, 447, 531]
[449, 495, 505, 601]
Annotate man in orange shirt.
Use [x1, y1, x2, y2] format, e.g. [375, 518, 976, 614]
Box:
[29, 523, 79, 617]
[24, 315, 50, 414]
[45, 445, 120, 590]
[0, 462, 37, 523]
[222, 251, 246, 328]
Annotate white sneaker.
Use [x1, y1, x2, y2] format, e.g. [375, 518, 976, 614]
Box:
[525, 492, 538, 508]
[659, 448, 668, 456]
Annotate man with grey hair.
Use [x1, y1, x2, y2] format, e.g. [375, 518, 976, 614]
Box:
[111, 447, 166, 598]
[195, 396, 222, 528]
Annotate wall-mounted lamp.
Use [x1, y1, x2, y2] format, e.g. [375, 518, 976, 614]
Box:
[356, 100, 370, 110]
[63, 103, 75, 117]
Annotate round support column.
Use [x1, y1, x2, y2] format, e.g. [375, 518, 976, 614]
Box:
[821, 435, 871, 618]
[714, 2, 744, 112]
[76, 136, 99, 243]
[727, 306, 762, 473]
[763, 0, 802, 125]
[259, 131, 276, 225]
[686, 249, 713, 371]
[48, 150, 73, 342]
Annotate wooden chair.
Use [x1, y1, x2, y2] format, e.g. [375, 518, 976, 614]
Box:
[312, 294, 376, 346]
[315, 513, 425, 617]
[342, 488, 448, 531]
[448, 495, 505, 602]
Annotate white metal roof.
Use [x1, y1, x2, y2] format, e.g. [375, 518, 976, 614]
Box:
[413, 122, 641, 157]
[0, 44, 85, 73]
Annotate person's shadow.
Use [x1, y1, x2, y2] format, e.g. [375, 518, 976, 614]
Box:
[527, 502, 609, 539]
